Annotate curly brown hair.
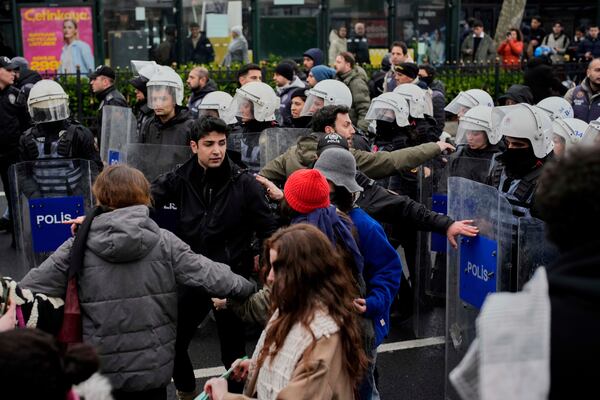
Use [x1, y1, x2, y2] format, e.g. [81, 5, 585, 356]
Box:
[256, 223, 368, 388]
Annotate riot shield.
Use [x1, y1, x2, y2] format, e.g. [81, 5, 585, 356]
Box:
[125, 143, 192, 181]
[516, 217, 558, 290]
[10, 159, 94, 268]
[259, 128, 310, 167]
[444, 177, 513, 400]
[227, 132, 262, 173]
[413, 156, 494, 338]
[100, 105, 137, 165]
[125, 143, 192, 233]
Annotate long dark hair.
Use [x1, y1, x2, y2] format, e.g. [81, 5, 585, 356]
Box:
[257, 224, 368, 388]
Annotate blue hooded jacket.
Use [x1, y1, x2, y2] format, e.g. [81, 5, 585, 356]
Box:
[303, 48, 324, 68]
[348, 207, 402, 346]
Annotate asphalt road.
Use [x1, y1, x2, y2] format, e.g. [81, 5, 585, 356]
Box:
[0, 184, 449, 399]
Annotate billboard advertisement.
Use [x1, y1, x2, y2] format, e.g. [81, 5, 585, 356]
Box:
[20, 6, 95, 73]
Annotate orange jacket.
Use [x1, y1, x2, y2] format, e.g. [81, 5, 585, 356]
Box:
[497, 39, 523, 65]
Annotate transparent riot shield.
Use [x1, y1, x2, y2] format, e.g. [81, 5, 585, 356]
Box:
[444, 176, 513, 400]
[259, 128, 310, 167]
[413, 157, 448, 338]
[516, 217, 558, 290]
[125, 143, 192, 232]
[227, 132, 262, 173]
[9, 159, 94, 268]
[413, 155, 494, 338]
[125, 143, 192, 181]
[100, 105, 137, 165]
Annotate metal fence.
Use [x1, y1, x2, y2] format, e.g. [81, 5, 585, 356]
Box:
[40, 61, 589, 126]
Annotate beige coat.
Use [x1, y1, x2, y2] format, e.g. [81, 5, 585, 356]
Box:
[223, 333, 355, 400]
[328, 30, 348, 65]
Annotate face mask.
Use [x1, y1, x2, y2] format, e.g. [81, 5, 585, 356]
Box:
[420, 75, 433, 86]
[376, 120, 402, 137]
[501, 147, 538, 176]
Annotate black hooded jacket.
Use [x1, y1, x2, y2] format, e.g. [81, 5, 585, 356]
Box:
[15, 69, 42, 89]
[93, 85, 128, 142]
[151, 155, 278, 275]
[546, 241, 600, 399]
[499, 84, 534, 105]
[450, 144, 502, 183]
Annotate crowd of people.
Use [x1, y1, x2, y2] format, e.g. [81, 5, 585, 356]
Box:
[459, 16, 600, 66]
[0, 23, 599, 400]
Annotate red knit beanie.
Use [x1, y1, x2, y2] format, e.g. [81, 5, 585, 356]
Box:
[284, 169, 331, 214]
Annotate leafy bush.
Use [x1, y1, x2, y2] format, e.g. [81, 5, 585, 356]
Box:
[54, 62, 527, 123]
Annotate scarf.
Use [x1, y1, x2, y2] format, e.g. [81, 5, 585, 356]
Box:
[291, 206, 364, 273]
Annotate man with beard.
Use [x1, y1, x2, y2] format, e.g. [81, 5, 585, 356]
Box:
[186, 67, 217, 119]
[565, 58, 600, 122]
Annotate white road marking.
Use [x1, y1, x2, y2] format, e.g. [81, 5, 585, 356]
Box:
[192, 336, 446, 379]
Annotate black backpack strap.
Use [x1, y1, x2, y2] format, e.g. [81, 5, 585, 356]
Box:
[56, 124, 78, 158]
[512, 167, 543, 203]
[21, 127, 40, 160]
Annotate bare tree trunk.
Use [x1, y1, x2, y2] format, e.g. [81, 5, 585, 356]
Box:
[493, 0, 527, 48]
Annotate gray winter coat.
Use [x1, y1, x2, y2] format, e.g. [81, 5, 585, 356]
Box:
[20, 205, 254, 392]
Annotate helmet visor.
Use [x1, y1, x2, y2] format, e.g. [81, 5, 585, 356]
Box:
[198, 109, 221, 118]
[30, 98, 70, 123]
[444, 92, 476, 115]
[583, 121, 600, 145]
[365, 102, 409, 127]
[300, 94, 325, 117]
[226, 93, 255, 122]
[456, 120, 491, 145]
[147, 85, 176, 110]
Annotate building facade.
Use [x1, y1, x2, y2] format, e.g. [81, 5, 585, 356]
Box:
[1, 0, 599, 70]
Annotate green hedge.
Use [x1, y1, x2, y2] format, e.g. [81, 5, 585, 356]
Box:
[54, 62, 524, 123]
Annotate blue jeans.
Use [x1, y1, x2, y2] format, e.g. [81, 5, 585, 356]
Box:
[358, 347, 380, 400]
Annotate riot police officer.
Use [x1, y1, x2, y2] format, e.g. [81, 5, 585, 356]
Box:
[196, 91, 236, 123]
[227, 81, 280, 133]
[536, 96, 574, 121]
[488, 103, 554, 216]
[300, 78, 352, 118]
[20, 80, 102, 172]
[551, 117, 589, 157]
[444, 88, 494, 137]
[129, 62, 159, 136]
[89, 65, 128, 142]
[393, 83, 440, 144]
[139, 66, 194, 145]
[226, 82, 280, 171]
[0, 56, 30, 232]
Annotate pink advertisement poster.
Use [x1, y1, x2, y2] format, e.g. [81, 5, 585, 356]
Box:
[20, 7, 95, 73]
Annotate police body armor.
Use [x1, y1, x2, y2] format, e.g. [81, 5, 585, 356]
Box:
[21, 124, 81, 197]
[488, 158, 541, 218]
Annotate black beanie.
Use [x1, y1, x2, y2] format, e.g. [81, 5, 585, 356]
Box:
[129, 76, 149, 97]
[394, 62, 419, 80]
[275, 62, 295, 82]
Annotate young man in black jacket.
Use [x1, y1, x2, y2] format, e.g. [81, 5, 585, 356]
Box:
[151, 117, 278, 399]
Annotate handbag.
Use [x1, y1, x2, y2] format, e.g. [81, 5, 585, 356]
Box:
[57, 276, 82, 343]
[57, 206, 107, 345]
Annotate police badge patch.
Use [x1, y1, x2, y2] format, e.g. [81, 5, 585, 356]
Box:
[8, 93, 16, 105]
